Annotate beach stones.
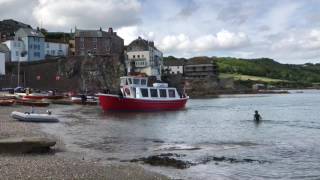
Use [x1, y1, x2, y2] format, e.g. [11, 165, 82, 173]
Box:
[0, 137, 56, 154]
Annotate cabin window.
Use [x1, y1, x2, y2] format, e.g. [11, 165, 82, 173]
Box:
[132, 87, 136, 98]
[141, 88, 149, 97]
[159, 89, 167, 98]
[120, 78, 126, 86]
[133, 79, 140, 85]
[150, 89, 158, 98]
[168, 89, 176, 98]
[141, 79, 147, 85]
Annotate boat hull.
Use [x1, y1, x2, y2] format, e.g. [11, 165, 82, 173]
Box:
[15, 99, 50, 107]
[11, 111, 59, 123]
[98, 94, 188, 111]
[0, 100, 15, 106]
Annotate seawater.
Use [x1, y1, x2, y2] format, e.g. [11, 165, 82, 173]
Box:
[43, 90, 320, 179]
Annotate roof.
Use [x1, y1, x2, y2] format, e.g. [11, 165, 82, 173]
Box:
[15, 28, 44, 38]
[127, 37, 157, 51]
[185, 57, 215, 65]
[75, 29, 107, 38]
[163, 59, 185, 66]
[0, 44, 9, 53]
[74, 28, 122, 39]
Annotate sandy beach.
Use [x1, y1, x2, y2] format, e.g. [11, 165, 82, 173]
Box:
[0, 106, 169, 180]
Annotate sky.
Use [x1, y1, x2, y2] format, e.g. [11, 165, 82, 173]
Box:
[1, 0, 320, 64]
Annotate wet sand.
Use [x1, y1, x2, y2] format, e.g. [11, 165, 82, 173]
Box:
[0, 106, 169, 180]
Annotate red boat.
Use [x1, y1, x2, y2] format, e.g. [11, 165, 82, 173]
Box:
[97, 76, 188, 111]
[16, 93, 64, 100]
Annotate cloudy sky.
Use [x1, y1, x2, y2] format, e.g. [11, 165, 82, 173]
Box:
[1, 0, 320, 64]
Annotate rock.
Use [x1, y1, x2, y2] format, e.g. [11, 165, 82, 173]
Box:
[198, 156, 270, 165]
[130, 154, 193, 169]
[0, 137, 56, 154]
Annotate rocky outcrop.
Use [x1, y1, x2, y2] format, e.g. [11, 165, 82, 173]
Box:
[0, 137, 56, 153]
[2, 55, 126, 93]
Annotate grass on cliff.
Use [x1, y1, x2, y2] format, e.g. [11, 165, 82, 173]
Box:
[219, 73, 288, 82]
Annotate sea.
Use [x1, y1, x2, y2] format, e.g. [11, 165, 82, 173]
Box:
[41, 90, 320, 179]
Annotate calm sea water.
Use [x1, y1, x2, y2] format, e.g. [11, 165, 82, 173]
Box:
[43, 90, 320, 179]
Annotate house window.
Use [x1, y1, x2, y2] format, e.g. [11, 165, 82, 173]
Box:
[137, 55, 140, 58]
[80, 37, 84, 42]
[168, 89, 176, 98]
[133, 78, 140, 85]
[47, 50, 50, 55]
[133, 55, 135, 58]
[128, 78, 132, 84]
[150, 89, 158, 98]
[159, 89, 167, 98]
[93, 43, 97, 49]
[15, 51, 19, 57]
[80, 42, 84, 49]
[59, 44, 62, 49]
[46, 43, 49, 48]
[141, 88, 149, 97]
[141, 79, 147, 85]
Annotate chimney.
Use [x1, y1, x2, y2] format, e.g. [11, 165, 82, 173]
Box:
[149, 41, 154, 47]
[108, 27, 113, 33]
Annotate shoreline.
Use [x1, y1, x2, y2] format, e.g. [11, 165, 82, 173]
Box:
[0, 106, 169, 180]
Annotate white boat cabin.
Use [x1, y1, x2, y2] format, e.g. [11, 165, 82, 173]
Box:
[120, 76, 181, 99]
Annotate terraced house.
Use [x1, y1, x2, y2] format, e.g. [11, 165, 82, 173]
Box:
[74, 27, 124, 56]
[14, 28, 45, 61]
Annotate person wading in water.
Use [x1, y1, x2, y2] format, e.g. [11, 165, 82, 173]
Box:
[254, 110, 262, 122]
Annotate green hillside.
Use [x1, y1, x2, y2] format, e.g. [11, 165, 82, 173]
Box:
[216, 57, 320, 84]
[164, 56, 320, 84]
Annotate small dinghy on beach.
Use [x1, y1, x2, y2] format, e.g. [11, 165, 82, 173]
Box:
[11, 111, 59, 123]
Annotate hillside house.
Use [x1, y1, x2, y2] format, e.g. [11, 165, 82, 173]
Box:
[126, 37, 163, 80]
[74, 28, 124, 56]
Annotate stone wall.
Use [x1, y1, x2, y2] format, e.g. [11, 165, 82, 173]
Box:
[162, 74, 220, 98]
[1, 55, 126, 93]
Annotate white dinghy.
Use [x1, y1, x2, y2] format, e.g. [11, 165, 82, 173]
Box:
[11, 111, 59, 123]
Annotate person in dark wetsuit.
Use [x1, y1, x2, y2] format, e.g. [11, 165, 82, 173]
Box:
[81, 94, 87, 104]
[254, 110, 262, 122]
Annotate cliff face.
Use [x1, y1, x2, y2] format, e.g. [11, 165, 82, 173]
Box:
[2, 55, 126, 93]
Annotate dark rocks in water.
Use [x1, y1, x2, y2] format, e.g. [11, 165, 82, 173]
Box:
[198, 156, 270, 165]
[128, 153, 270, 169]
[130, 153, 193, 169]
[152, 140, 165, 143]
[158, 153, 187, 158]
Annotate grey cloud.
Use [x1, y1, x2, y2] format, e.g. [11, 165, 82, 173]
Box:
[0, 0, 38, 27]
[170, 0, 199, 20]
[216, 0, 259, 25]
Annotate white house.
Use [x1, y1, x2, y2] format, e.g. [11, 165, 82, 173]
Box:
[0, 52, 5, 75]
[45, 42, 68, 57]
[15, 28, 45, 61]
[163, 58, 184, 74]
[126, 37, 163, 80]
[3, 38, 26, 62]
